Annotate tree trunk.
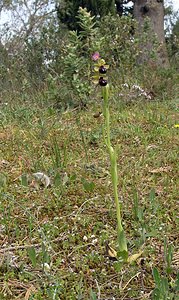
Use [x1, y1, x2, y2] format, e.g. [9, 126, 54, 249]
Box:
[133, 0, 169, 68]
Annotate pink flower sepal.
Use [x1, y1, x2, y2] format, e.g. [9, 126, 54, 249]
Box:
[92, 52, 100, 61]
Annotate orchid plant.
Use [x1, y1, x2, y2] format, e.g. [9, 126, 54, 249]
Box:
[92, 52, 128, 260]
[91, 52, 143, 263]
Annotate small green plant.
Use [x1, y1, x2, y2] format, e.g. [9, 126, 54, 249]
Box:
[133, 189, 144, 222]
[164, 237, 173, 275]
[27, 246, 37, 268]
[149, 188, 158, 213]
[51, 136, 64, 170]
[132, 190, 146, 245]
[152, 267, 170, 300]
[152, 238, 177, 300]
[152, 267, 178, 300]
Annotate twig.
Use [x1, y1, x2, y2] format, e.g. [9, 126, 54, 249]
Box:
[0, 243, 41, 253]
[122, 272, 141, 291]
[68, 242, 95, 257]
[0, 237, 63, 253]
[74, 196, 99, 217]
[95, 279, 101, 300]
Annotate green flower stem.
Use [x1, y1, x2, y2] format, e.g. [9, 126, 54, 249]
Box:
[102, 86, 128, 256]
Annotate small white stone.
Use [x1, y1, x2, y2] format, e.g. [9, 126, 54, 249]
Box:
[43, 263, 51, 272]
[92, 238, 98, 245]
[83, 235, 88, 242]
[91, 234, 95, 238]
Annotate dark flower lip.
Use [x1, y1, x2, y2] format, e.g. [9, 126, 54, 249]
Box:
[99, 77, 108, 86]
[99, 66, 107, 74]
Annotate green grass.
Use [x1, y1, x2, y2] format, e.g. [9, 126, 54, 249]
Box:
[0, 97, 178, 299]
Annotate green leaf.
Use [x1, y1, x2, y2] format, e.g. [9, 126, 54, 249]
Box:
[21, 174, 28, 187]
[81, 178, 95, 192]
[117, 250, 128, 262]
[153, 267, 161, 286]
[54, 173, 62, 187]
[113, 261, 123, 272]
[90, 289, 97, 300]
[70, 174, 77, 181]
[152, 288, 161, 300]
[161, 277, 169, 294]
[118, 229, 128, 254]
[175, 273, 179, 291]
[149, 188, 158, 211]
[27, 247, 37, 267]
